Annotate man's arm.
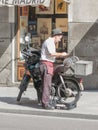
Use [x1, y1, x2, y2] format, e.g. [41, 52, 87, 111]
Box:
[50, 52, 69, 57]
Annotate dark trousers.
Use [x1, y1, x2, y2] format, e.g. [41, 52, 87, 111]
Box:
[40, 63, 52, 106]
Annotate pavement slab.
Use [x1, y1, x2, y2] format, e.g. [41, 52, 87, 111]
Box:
[0, 87, 98, 120]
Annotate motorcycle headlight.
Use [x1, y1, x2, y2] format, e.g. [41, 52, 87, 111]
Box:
[25, 36, 31, 43]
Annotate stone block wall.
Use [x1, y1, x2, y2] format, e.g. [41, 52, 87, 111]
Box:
[68, 0, 98, 89]
[0, 7, 12, 86]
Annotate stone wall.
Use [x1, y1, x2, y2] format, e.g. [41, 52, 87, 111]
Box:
[68, 0, 98, 89]
[0, 7, 12, 86]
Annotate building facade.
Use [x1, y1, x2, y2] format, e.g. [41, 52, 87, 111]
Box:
[0, 7, 16, 86]
[68, 0, 98, 89]
[0, 0, 98, 89]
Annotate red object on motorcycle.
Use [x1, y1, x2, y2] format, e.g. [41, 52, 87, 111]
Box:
[78, 78, 84, 91]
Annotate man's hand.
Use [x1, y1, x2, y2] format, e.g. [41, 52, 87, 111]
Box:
[61, 52, 69, 57]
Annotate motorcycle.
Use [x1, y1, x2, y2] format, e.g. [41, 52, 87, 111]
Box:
[17, 33, 84, 109]
[51, 56, 84, 109]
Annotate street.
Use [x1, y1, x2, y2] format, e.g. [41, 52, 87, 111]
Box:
[0, 112, 98, 130]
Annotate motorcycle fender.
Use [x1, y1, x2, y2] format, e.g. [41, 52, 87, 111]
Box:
[63, 76, 84, 91]
[79, 82, 84, 91]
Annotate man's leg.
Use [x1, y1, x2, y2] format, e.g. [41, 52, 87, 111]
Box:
[42, 73, 52, 106]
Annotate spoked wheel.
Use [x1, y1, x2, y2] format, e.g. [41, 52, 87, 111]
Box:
[57, 79, 81, 107]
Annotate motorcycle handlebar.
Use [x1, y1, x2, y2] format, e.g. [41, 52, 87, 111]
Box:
[21, 50, 32, 57]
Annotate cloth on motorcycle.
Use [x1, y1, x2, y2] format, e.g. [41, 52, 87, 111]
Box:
[40, 61, 54, 75]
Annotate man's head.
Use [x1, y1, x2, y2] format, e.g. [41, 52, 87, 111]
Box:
[51, 28, 63, 36]
[51, 28, 63, 42]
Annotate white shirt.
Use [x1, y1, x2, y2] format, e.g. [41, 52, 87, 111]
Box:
[40, 37, 56, 62]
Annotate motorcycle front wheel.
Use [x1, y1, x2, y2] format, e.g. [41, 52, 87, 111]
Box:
[57, 79, 81, 107]
[17, 74, 31, 102]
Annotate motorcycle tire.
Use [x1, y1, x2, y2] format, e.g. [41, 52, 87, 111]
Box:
[17, 74, 31, 102]
[17, 90, 24, 102]
[57, 79, 81, 108]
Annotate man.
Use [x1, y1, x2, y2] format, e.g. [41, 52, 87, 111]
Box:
[40, 28, 68, 110]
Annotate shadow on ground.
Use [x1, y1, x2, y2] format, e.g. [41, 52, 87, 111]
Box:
[0, 97, 42, 109]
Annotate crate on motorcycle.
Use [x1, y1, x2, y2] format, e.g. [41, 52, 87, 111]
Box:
[74, 60, 93, 75]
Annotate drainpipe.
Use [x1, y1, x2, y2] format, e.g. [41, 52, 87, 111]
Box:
[9, 7, 15, 83]
[11, 34, 15, 83]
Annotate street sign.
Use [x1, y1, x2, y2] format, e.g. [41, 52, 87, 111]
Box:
[0, 0, 50, 7]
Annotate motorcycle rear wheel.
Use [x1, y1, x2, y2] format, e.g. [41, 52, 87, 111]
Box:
[57, 79, 81, 107]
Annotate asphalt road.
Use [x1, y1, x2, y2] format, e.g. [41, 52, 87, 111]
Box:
[0, 112, 98, 130]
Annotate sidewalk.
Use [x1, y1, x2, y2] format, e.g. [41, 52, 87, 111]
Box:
[0, 87, 98, 120]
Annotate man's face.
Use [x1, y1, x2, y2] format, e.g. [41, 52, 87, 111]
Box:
[54, 35, 63, 43]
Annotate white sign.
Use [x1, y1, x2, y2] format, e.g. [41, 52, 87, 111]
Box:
[0, 0, 50, 7]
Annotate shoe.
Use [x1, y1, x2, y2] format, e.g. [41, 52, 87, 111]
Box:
[42, 104, 55, 110]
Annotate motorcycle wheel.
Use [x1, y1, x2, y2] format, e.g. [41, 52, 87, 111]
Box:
[17, 90, 23, 102]
[17, 74, 31, 102]
[57, 79, 81, 107]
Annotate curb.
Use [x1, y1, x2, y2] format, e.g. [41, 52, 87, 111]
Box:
[0, 108, 98, 120]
